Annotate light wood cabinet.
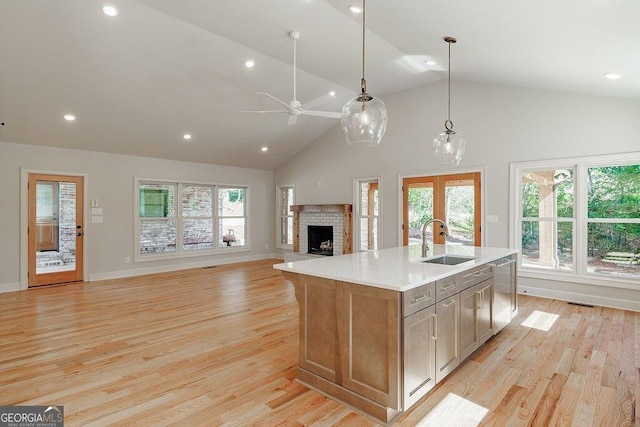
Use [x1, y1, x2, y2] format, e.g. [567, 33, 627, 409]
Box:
[435, 294, 460, 382]
[339, 282, 401, 410]
[402, 304, 436, 408]
[292, 274, 339, 382]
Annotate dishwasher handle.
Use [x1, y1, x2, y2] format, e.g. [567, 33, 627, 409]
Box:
[490, 258, 517, 268]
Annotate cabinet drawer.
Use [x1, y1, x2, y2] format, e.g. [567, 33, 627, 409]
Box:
[435, 275, 460, 302]
[403, 282, 436, 317]
[460, 264, 493, 290]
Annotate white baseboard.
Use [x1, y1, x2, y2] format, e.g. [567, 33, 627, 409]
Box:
[89, 253, 281, 282]
[0, 282, 21, 294]
[520, 284, 640, 312]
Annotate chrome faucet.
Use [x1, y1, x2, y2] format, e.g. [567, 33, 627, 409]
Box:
[421, 219, 450, 257]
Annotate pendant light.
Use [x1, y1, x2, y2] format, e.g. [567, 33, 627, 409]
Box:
[340, 0, 387, 147]
[433, 37, 465, 165]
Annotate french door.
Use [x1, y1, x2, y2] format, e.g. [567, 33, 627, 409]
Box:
[28, 173, 84, 286]
[402, 172, 481, 247]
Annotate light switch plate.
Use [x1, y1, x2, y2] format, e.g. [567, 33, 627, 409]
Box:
[91, 216, 103, 223]
[486, 214, 498, 223]
[91, 207, 103, 215]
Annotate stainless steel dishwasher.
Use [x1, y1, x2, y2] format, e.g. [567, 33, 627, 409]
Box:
[491, 254, 518, 332]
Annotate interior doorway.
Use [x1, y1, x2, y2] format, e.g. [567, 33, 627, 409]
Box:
[402, 172, 481, 247]
[28, 173, 84, 287]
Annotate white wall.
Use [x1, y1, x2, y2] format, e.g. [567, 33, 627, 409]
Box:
[274, 80, 640, 310]
[0, 142, 274, 291]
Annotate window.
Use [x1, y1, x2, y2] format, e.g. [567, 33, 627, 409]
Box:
[136, 179, 248, 260]
[354, 178, 381, 251]
[520, 169, 574, 272]
[277, 185, 294, 249]
[512, 154, 640, 284]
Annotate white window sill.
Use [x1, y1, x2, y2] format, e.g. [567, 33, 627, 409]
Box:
[519, 268, 639, 291]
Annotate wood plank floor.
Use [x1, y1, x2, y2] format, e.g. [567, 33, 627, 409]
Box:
[0, 259, 637, 426]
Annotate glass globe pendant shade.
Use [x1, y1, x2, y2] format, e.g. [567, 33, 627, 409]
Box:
[340, 93, 388, 147]
[433, 129, 465, 166]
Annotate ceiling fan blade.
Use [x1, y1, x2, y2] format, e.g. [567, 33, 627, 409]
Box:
[243, 110, 289, 114]
[288, 115, 298, 126]
[301, 110, 342, 119]
[257, 92, 292, 109]
[301, 93, 335, 110]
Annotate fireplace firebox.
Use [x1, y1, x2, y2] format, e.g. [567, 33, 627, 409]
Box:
[308, 225, 333, 256]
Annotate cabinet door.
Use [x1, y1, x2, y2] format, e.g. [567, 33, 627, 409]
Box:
[403, 305, 436, 409]
[435, 294, 460, 383]
[296, 275, 339, 382]
[340, 282, 401, 410]
[459, 284, 479, 360]
[477, 279, 494, 345]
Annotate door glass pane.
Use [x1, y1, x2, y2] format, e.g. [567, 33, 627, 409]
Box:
[587, 223, 640, 278]
[35, 181, 76, 274]
[407, 184, 433, 245]
[444, 179, 474, 246]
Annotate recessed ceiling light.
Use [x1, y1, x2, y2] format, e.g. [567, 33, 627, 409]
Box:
[64, 114, 76, 121]
[261, 146, 268, 152]
[329, 91, 336, 97]
[349, 5, 363, 13]
[183, 134, 192, 140]
[102, 4, 119, 17]
[604, 73, 622, 80]
[245, 59, 255, 68]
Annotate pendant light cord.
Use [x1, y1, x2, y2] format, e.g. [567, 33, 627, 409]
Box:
[361, 0, 366, 94]
[444, 37, 456, 131]
[447, 39, 451, 124]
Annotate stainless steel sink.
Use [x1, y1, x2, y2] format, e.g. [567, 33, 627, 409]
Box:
[422, 255, 475, 265]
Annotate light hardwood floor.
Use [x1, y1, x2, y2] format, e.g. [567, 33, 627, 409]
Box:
[1, 259, 637, 426]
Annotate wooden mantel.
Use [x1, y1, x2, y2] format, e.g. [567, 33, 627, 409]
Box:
[291, 204, 352, 254]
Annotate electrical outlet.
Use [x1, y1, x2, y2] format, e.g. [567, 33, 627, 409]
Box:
[264, 243, 269, 250]
[124, 257, 131, 264]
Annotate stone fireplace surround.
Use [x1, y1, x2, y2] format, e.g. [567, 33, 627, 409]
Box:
[284, 204, 352, 263]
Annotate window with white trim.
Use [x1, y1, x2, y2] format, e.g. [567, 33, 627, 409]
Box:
[354, 177, 381, 251]
[277, 185, 294, 249]
[512, 153, 640, 284]
[136, 179, 248, 259]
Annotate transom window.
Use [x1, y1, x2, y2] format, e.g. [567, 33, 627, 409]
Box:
[136, 179, 248, 260]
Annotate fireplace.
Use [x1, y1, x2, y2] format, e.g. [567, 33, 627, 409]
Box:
[308, 225, 333, 256]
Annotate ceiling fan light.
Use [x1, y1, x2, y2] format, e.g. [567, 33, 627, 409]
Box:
[341, 93, 387, 147]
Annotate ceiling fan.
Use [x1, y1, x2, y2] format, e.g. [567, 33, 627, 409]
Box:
[244, 31, 341, 126]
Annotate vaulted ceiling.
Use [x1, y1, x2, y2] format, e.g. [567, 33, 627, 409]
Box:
[1, 0, 638, 170]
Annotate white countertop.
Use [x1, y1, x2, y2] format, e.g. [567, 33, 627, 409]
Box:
[274, 244, 519, 292]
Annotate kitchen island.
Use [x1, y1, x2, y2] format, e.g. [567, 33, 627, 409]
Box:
[274, 244, 518, 424]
